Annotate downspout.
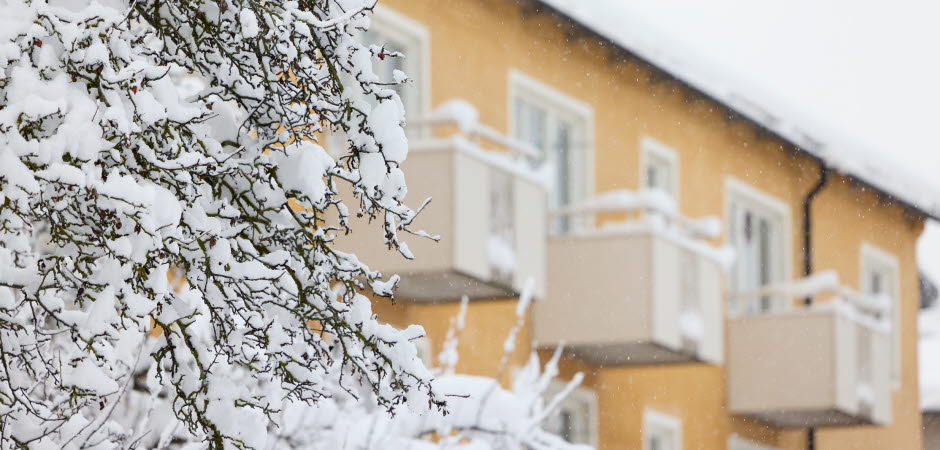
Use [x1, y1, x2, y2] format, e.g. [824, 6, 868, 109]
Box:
[802, 162, 830, 450]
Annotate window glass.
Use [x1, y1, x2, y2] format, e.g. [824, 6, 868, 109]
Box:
[646, 165, 660, 190]
[559, 410, 573, 442]
[644, 154, 674, 195]
[554, 122, 573, 232]
[514, 98, 546, 152]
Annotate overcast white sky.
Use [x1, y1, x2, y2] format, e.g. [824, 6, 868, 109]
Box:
[550, 0, 940, 281]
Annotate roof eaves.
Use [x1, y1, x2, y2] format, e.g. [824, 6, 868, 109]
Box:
[522, 0, 939, 222]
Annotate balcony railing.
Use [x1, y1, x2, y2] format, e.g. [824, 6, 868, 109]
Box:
[336, 100, 547, 302]
[727, 271, 892, 427]
[533, 190, 730, 365]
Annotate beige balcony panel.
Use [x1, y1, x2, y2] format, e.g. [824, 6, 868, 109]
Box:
[337, 140, 547, 302]
[533, 230, 724, 366]
[727, 309, 891, 427]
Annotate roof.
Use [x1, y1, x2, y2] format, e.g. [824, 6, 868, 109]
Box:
[527, 0, 940, 221]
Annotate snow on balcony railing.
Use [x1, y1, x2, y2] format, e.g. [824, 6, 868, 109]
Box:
[408, 100, 543, 184]
[552, 189, 734, 268]
[411, 99, 540, 159]
[729, 270, 891, 331]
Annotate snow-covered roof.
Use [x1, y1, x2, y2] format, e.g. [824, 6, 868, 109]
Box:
[534, 0, 940, 220]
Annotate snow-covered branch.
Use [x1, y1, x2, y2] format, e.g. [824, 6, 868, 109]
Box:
[267, 282, 592, 450]
[0, 0, 440, 447]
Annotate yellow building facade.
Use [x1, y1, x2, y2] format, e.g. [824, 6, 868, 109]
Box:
[356, 1, 929, 449]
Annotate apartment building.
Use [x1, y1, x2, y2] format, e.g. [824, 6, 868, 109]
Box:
[344, 1, 935, 448]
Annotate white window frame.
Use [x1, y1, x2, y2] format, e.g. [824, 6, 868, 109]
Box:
[860, 242, 901, 388]
[728, 435, 778, 450]
[542, 382, 598, 446]
[640, 136, 679, 199]
[368, 6, 431, 126]
[508, 69, 594, 233]
[725, 178, 792, 316]
[643, 409, 681, 450]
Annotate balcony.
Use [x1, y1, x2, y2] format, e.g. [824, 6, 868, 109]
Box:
[337, 100, 547, 302]
[727, 273, 892, 427]
[533, 191, 730, 365]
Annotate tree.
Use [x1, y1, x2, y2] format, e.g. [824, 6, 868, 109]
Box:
[0, 0, 441, 446]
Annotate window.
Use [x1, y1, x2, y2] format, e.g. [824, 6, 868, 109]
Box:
[728, 435, 778, 450]
[542, 383, 597, 446]
[327, 7, 429, 155]
[861, 243, 901, 386]
[509, 70, 592, 234]
[643, 410, 681, 450]
[365, 7, 429, 130]
[640, 137, 679, 198]
[726, 179, 790, 315]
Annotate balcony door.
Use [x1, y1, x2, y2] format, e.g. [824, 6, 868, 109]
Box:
[727, 182, 788, 315]
[509, 71, 592, 235]
[513, 98, 580, 232]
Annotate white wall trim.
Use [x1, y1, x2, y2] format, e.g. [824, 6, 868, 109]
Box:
[508, 70, 594, 121]
[642, 409, 682, 450]
[860, 242, 901, 273]
[725, 177, 791, 221]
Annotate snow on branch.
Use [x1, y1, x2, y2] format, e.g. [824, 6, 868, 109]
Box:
[0, 0, 442, 447]
[265, 280, 592, 450]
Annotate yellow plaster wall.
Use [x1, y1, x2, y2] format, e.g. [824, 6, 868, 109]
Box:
[372, 298, 534, 383]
